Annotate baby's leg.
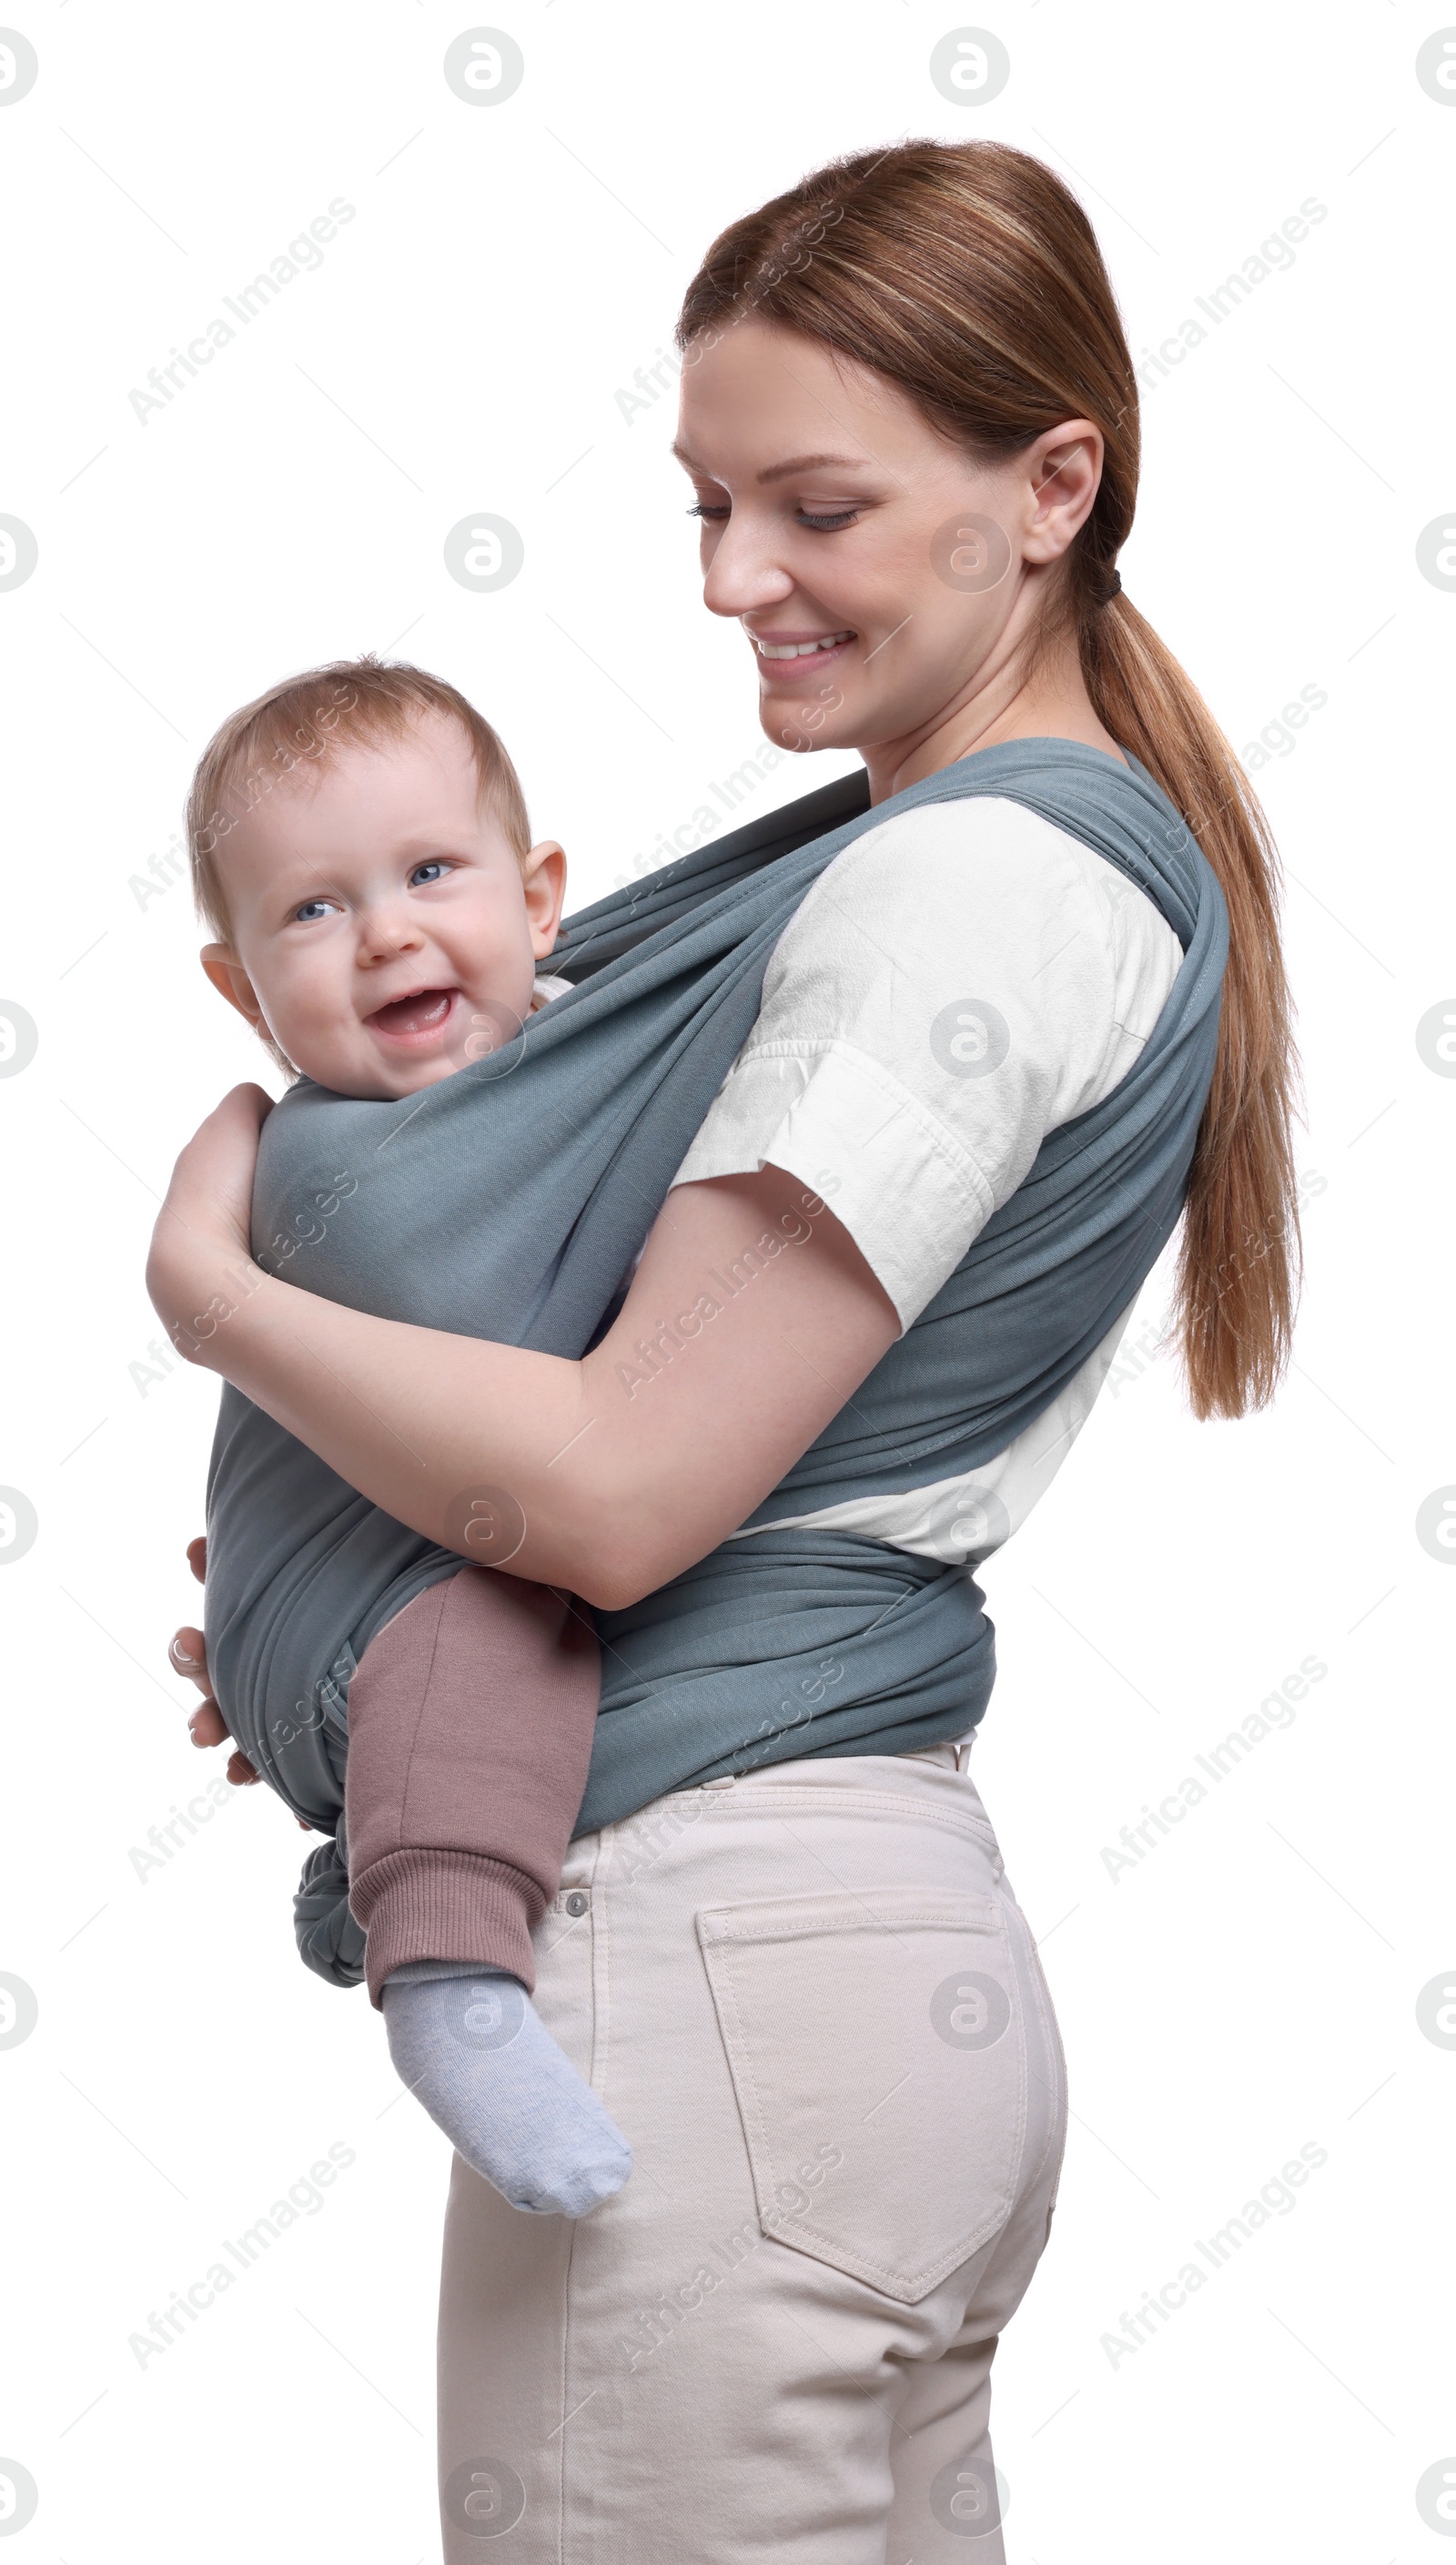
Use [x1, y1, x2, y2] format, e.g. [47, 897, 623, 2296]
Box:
[344, 1568, 630, 2216]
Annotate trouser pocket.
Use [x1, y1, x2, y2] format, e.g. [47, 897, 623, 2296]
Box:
[696, 1884, 1027, 2306]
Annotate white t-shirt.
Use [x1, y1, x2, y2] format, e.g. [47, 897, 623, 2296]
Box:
[670, 794, 1184, 1567]
[531, 973, 576, 1010]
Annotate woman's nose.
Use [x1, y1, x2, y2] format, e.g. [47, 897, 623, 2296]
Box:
[700, 514, 795, 621]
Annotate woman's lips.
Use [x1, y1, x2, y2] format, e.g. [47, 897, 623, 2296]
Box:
[365, 986, 460, 1044]
[749, 628, 856, 684]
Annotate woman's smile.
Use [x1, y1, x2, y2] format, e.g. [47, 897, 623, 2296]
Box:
[747, 624, 858, 683]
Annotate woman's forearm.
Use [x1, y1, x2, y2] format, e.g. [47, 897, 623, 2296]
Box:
[179, 1260, 596, 1577]
[162, 1161, 899, 1606]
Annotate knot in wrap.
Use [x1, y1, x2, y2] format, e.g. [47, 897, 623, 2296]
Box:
[294, 1820, 367, 1988]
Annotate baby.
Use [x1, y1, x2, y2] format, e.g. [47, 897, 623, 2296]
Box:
[182, 655, 631, 2218]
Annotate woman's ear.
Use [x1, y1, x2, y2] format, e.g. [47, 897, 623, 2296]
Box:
[521, 840, 569, 958]
[1020, 419, 1104, 566]
[200, 944, 266, 1027]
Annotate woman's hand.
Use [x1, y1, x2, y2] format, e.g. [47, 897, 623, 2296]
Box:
[170, 1535, 260, 1789]
[146, 1084, 273, 1362]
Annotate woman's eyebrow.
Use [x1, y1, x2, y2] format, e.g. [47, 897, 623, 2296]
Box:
[755, 453, 873, 484]
[671, 445, 875, 484]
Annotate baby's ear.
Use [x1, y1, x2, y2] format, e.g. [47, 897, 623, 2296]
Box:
[522, 838, 568, 956]
[199, 943, 265, 1027]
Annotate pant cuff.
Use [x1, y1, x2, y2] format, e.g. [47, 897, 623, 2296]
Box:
[349, 1850, 541, 2009]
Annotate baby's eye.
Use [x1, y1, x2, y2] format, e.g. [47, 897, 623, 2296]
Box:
[410, 859, 449, 887]
[292, 898, 333, 925]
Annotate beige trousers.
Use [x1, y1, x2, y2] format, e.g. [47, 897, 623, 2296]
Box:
[437, 1742, 1067, 2561]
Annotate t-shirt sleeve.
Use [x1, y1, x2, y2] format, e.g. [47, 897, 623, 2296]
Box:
[670, 794, 1184, 1329]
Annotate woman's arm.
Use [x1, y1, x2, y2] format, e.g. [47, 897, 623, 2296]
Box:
[147, 1086, 899, 1610]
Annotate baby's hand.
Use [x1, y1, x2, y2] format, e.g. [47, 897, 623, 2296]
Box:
[170, 1536, 265, 1794]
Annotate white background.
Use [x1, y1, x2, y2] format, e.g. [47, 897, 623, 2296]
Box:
[1, 2, 1451, 2557]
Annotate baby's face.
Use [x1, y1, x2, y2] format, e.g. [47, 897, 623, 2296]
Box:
[202, 711, 565, 1100]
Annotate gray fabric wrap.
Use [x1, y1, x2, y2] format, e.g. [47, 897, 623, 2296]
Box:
[199, 742, 1228, 1986]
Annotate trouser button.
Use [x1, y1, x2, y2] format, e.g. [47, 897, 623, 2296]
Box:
[563, 1889, 591, 1918]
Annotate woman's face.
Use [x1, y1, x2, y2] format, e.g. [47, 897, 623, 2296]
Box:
[674, 319, 1102, 768]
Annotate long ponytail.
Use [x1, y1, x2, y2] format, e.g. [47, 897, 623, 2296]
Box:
[677, 137, 1300, 1417]
[1077, 593, 1299, 1411]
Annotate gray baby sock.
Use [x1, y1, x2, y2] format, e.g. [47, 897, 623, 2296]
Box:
[381, 1962, 632, 2217]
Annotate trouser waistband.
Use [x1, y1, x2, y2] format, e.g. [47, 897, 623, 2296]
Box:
[895, 1731, 979, 1773]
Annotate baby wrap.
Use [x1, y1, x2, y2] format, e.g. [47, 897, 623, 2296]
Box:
[202, 741, 1228, 1985]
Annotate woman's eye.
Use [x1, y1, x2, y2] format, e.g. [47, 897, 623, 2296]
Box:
[797, 508, 860, 532]
[410, 860, 447, 887]
[686, 502, 731, 522]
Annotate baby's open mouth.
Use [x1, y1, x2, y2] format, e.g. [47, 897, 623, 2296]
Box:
[366, 987, 459, 1041]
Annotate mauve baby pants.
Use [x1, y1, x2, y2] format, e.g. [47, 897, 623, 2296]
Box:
[343, 1566, 601, 2006]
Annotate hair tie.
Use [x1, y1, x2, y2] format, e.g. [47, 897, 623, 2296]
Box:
[1099, 569, 1123, 605]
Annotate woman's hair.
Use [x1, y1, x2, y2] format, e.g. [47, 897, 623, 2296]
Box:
[675, 139, 1300, 1420]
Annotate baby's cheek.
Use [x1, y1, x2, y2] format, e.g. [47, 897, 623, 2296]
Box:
[265, 998, 353, 1091]
[456, 934, 540, 1047]
[264, 950, 377, 1092]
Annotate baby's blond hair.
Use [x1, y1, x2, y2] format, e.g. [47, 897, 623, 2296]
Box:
[187, 654, 531, 946]
[185, 656, 532, 1074]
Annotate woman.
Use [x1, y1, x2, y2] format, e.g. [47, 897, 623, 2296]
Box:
[155, 141, 1297, 2561]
